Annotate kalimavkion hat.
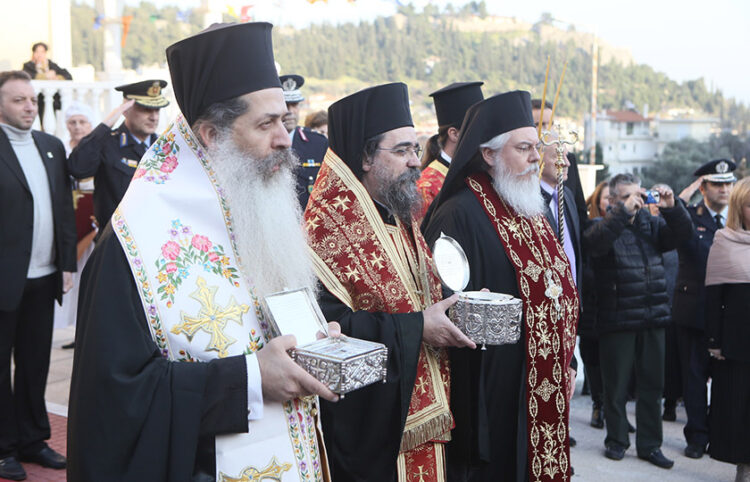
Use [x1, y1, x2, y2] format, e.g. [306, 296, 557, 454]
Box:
[429, 81, 484, 129]
[114, 80, 169, 109]
[166, 22, 281, 125]
[422, 90, 535, 227]
[328, 82, 414, 179]
[694, 158, 737, 183]
[280, 74, 305, 103]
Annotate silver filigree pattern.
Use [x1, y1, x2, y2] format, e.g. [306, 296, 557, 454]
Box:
[292, 337, 388, 397]
[449, 291, 522, 348]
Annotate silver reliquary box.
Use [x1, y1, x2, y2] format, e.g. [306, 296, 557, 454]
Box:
[432, 233, 523, 349]
[263, 288, 388, 397]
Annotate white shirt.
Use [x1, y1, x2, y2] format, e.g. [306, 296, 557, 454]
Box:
[705, 205, 728, 227]
[440, 150, 452, 164]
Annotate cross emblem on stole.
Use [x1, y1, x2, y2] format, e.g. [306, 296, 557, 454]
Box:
[172, 276, 249, 357]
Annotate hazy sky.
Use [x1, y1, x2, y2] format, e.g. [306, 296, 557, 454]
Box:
[111, 0, 750, 103]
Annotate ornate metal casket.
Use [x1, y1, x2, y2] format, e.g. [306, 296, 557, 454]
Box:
[432, 233, 523, 349]
[263, 288, 387, 397]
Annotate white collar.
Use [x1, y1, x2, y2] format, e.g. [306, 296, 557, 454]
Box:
[439, 150, 451, 164]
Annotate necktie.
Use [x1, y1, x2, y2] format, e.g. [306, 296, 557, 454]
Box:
[133, 142, 146, 159]
[714, 214, 723, 229]
[541, 189, 553, 206]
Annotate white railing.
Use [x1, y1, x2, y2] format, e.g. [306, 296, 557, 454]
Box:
[30, 80, 122, 140]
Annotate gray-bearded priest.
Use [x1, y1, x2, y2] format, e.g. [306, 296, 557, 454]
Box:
[423, 91, 578, 482]
[67, 22, 338, 481]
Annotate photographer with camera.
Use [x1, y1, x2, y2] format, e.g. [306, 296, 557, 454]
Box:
[584, 173, 692, 469]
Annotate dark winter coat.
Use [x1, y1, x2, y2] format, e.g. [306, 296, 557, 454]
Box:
[583, 202, 692, 334]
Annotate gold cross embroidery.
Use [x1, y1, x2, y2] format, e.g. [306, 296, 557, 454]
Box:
[218, 456, 292, 482]
[172, 276, 248, 358]
[413, 465, 430, 482]
[415, 375, 429, 395]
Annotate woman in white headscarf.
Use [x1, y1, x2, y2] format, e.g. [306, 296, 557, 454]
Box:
[54, 102, 97, 343]
[704, 176, 750, 482]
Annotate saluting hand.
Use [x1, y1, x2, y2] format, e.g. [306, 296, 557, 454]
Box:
[422, 294, 476, 349]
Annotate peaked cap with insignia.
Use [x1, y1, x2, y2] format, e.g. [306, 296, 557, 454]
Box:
[280, 74, 305, 103]
[115, 80, 169, 109]
[694, 158, 737, 183]
[166, 22, 281, 125]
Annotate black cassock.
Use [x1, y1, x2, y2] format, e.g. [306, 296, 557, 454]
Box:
[316, 204, 425, 482]
[67, 226, 250, 482]
[423, 186, 529, 482]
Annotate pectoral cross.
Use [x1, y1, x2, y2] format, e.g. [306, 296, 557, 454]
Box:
[540, 126, 579, 245]
[543, 269, 563, 320]
[172, 277, 248, 358]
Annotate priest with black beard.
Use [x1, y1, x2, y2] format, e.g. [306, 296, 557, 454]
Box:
[67, 23, 339, 481]
[423, 91, 579, 482]
[304, 83, 475, 481]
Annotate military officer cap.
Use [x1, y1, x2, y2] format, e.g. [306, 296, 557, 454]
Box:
[694, 158, 737, 183]
[115, 79, 169, 109]
[280, 74, 305, 104]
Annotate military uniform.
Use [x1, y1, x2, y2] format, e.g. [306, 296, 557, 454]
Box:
[291, 125, 327, 209]
[673, 159, 736, 455]
[66, 80, 168, 233]
[280, 74, 328, 209]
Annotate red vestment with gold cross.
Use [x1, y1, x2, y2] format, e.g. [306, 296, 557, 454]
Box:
[305, 150, 453, 481]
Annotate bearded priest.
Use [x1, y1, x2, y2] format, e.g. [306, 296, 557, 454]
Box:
[422, 91, 579, 482]
[304, 83, 476, 481]
[67, 23, 340, 481]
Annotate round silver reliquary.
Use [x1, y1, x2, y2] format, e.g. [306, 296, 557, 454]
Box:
[432, 233, 522, 349]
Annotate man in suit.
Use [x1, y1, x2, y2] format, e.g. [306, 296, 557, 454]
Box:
[280, 74, 328, 209]
[67, 80, 169, 234]
[532, 99, 587, 224]
[673, 159, 736, 459]
[0, 70, 76, 480]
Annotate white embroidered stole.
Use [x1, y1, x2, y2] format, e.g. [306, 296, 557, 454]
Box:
[113, 116, 324, 481]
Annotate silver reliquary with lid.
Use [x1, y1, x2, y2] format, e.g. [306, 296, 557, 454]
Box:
[432, 233, 523, 349]
[263, 288, 388, 397]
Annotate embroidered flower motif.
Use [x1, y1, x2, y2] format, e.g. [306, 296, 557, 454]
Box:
[154, 219, 240, 306]
[191, 234, 212, 252]
[136, 132, 180, 184]
[161, 241, 181, 260]
[160, 155, 178, 173]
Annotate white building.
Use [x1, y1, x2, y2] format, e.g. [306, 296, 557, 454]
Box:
[586, 107, 720, 175]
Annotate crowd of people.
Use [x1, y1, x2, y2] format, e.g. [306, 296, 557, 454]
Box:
[0, 22, 748, 482]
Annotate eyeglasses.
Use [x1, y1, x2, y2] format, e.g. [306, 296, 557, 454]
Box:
[376, 144, 423, 158]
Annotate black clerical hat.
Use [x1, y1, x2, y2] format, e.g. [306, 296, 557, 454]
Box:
[422, 90, 534, 226]
[115, 80, 169, 109]
[280, 74, 305, 103]
[694, 158, 737, 183]
[165, 22, 281, 125]
[328, 82, 414, 179]
[429, 81, 484, 129]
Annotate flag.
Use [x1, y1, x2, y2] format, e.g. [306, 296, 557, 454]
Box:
[121, 15, 133, 47]
[227, 5, 238, 18]
[93, 14, 103, 30]
[240, 4, 254, 22]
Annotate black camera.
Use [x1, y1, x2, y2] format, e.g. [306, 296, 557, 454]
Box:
[642, 190, 660, 204]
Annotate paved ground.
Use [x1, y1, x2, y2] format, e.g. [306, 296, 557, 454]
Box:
[18, 326, 738, 481]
